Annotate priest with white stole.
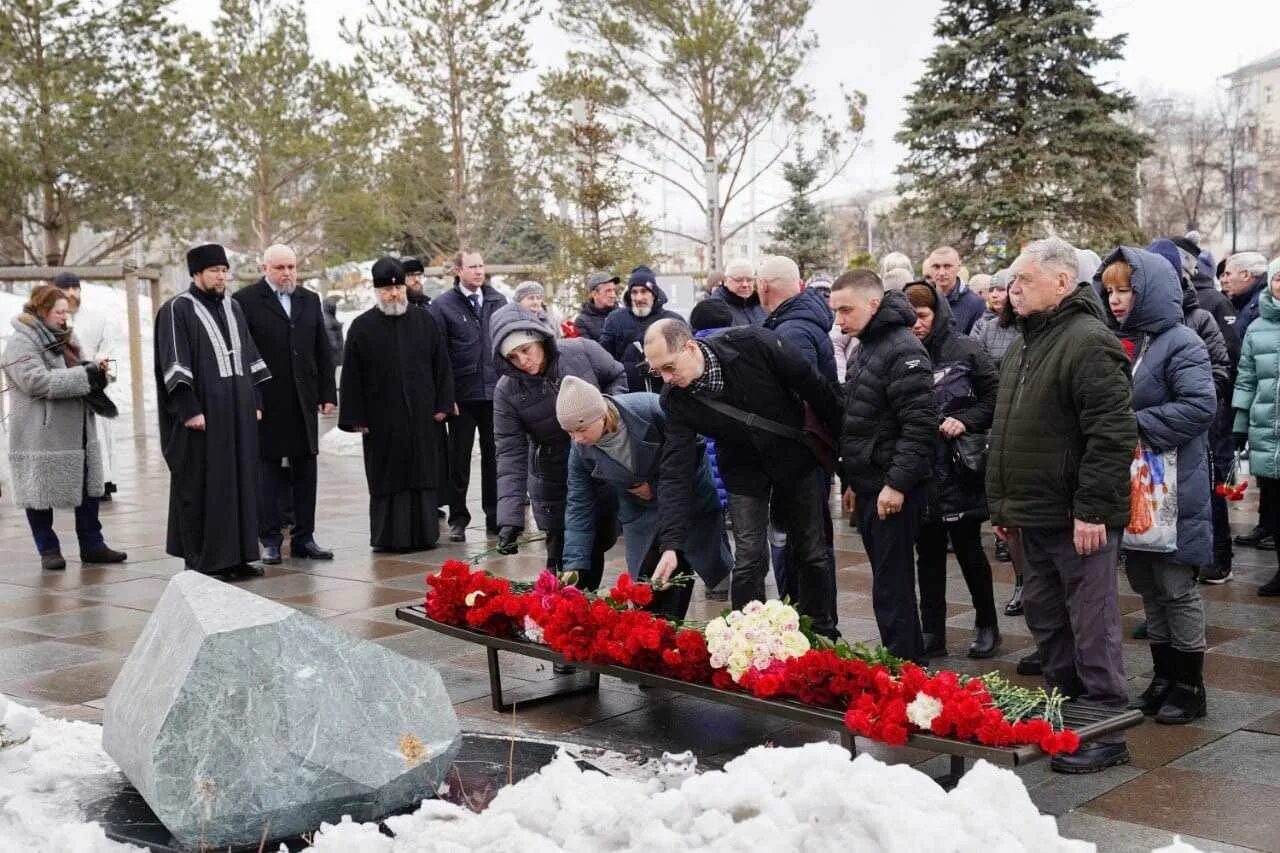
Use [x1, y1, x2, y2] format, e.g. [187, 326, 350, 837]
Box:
[154, 244, 272, 577]
[56, 272, 121, 500]
[339, 258, 456, 551]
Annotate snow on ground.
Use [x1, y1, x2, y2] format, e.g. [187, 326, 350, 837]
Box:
[0, 696, 1207, 853]
[300, 742, 1100, 853]
[0, 695, 138, 852]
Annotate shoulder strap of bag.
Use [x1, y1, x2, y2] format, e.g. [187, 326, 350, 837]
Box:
[696, 395, 804, 442]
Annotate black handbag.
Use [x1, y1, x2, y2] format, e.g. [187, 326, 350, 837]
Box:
[697, 396, 838, 477]
[951, 431, 988, 478]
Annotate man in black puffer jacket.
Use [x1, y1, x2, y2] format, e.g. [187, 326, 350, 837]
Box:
[831, 269, 939, 661]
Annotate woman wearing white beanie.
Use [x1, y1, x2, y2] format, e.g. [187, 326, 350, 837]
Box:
[557, 379, 733, 620]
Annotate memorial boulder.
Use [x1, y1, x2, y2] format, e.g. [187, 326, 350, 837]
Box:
[103, 572, 460, 848]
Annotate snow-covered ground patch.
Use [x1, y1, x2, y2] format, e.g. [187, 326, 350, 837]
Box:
[299, 742, 1103, 853]
[0, 696, 1207, 853]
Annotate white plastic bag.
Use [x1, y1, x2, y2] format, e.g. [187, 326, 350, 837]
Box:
[1123, 442, 1178, 553]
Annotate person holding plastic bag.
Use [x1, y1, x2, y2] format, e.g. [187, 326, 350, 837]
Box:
[1098, 247, 1215, 724]
[1233, 254, 1280, 598]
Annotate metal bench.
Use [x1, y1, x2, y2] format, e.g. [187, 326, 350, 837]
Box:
[396, 604, 1143, 784]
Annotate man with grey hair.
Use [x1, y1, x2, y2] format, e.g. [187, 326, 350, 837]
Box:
[879, 251, 915, 280]
[987, 236, 1137, 773]
[233, 243, 337, 564]
[713, 258, 765, 325]
[1223, 251, 1269, 339]
[925, 245, 986, 334]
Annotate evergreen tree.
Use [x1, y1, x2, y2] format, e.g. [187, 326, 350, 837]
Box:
[895, 0, 1148, 263]
[767, 149, 834, 278]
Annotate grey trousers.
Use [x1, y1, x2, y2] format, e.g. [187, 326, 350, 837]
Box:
[1123, 551, 1206, 652]
[1020, 527, 1129, 736]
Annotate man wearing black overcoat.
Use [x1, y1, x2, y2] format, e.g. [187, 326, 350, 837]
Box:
[232, 243, 337, 563]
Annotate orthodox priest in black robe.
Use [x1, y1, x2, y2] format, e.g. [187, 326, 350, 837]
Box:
[154, 244, 271, 576]
[339, 258, 456, 551]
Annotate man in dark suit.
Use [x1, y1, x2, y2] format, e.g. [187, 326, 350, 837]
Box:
[430, 249, 508, 541]
[233, 243, 338, 563]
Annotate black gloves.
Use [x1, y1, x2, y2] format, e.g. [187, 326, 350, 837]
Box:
[1234, 433, 1248, 453]
[496, 527, 521, 555]
[84, 363, 108, 392]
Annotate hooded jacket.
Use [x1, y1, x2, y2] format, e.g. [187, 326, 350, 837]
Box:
[908, 282, 999, 521]
[1100, 247, 1215, 567]
[839, 289, 939, 496]
[763, 288, 838, 383]
[1232, 260, 1280, 479]
[598, 281, 684, 392]
[986, 283, 1137, 529]
[712, 287, 766, 326]
[490, 304, 627, 531]
[1189, 258, 1239, 363]
[1146, 238, 1233, 400]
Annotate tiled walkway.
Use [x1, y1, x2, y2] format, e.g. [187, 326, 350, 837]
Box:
[1, 426, 1278, 852]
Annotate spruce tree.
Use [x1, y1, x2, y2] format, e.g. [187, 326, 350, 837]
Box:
[895, 0, 1148, 263]
[767, 149, 835, 278]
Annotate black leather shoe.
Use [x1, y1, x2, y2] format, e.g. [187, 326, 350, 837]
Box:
[41, 552, 66, 571]
[261, 545, 282, 565]
[448, 523, 466, 543]
[1234, 524, 1269, 547]
[968, 626, 1001, 658]
[229, 562, 265, 578]
[1016, 649, 1042, 676]
[1050, 741, 1129, 774]
[292, 540, 334, 560]
[80, 545, 127, 564]
[920, 632, 948, 658]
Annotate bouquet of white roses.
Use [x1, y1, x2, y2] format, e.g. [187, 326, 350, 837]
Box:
[704, 600, 811, 683]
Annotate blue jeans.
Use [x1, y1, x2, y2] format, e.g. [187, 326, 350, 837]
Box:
[26, 499, 104, 556]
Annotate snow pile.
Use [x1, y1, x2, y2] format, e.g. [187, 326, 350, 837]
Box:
[0, 695, 139, 852]
[302, 742, 1093, 853]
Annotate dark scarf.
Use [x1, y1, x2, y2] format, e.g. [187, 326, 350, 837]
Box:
[22, 307, 80, 366]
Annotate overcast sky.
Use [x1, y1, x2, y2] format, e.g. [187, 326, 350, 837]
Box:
[174, 0, 1278, 225]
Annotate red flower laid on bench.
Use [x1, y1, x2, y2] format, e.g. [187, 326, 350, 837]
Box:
[425, 560, 1079, 756]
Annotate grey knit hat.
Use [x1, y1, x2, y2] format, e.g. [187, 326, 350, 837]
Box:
[556, 375, 607, 431]
[513, 280, 544, 303]
[499, 329, 542, 359]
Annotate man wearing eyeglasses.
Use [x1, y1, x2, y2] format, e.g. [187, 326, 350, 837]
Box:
[644, 319, 844, 639]
[711, 259, 765, 326]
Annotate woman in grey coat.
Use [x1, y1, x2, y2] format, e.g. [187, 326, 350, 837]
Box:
[557, 381, 733, 621]
[4, 285, 126, 571]
[1098, 247, 1215, 725]
[491, 304, 627, 584]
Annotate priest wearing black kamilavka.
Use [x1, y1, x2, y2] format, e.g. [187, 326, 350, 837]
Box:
[339, 258, 456, 551]
[154, 244, 272, 577]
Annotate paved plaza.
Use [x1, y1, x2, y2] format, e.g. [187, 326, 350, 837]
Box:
[1, 424, 1278, 852]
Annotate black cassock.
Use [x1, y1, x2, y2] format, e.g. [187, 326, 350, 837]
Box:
[339, 306, 455, 550]
[154, 285, 271, 573]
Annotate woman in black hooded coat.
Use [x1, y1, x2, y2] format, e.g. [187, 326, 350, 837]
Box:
[902, 281, 1001, 659]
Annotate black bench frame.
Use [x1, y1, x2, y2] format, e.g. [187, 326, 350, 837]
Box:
[396, 604, 1142, 783]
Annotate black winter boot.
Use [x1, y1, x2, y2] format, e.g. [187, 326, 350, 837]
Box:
[1129, 643, 1175, 715]
[1156, 650, 1207, 725]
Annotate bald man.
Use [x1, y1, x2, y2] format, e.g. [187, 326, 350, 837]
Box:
[233, 244, 337, 563]
[924, 246, 986, 335]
